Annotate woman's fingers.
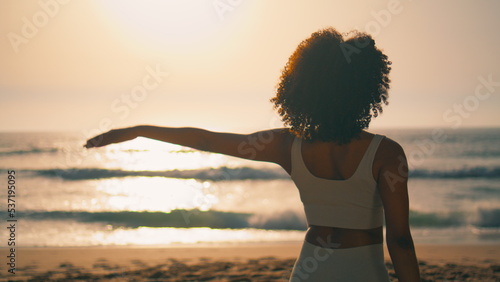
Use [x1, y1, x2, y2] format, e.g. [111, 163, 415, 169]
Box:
[84, 128, 134, 148]
[84, 130, 117, 148]
[84, 133, 107, 148]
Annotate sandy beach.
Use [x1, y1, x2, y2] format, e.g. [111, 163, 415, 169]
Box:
[2, 242, 499, 281]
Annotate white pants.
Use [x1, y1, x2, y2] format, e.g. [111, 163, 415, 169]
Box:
[290, 240, 390, 281]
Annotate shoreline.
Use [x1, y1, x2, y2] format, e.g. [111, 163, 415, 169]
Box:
[2, 242, 499, 281]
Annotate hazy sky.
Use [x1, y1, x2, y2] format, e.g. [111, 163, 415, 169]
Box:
[1, 0, 499, 134]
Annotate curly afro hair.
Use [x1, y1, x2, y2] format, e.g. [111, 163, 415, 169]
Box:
[270, 27, 392, 144]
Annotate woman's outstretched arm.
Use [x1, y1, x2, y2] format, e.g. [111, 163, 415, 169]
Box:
[84, 125, 290, 165]
[376, 138, 421, 282]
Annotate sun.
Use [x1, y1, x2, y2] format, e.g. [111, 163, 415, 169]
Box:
[99, 136, 231, 171]
[94, 0, 220, 48]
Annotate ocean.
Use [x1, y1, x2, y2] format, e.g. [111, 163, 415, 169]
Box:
[1, 127, 499, 247]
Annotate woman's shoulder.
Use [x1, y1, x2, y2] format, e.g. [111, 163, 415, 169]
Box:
[377, 135, 405, 156]
[266, 128, 296, 142]
[372, 133, 408, 176]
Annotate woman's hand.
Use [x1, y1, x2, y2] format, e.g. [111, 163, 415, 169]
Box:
[84, 127, 137, 148]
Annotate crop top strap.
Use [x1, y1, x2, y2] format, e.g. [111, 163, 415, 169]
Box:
[356, 134, 385, 177]
[290, 136, 303, 176]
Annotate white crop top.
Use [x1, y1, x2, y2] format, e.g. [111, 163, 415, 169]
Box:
[290, 134, 385, 229]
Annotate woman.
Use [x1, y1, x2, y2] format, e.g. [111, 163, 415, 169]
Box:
[85, 28, 420, 281]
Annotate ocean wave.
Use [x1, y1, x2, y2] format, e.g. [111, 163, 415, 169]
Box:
[248, 210, 307, 230]
[29, 167, 290, 181]
[409, 209, 500, 228]
[411, 167, 500, 179]
[409, 211, 463, 227]
[21, 165, 500, 181]
[19, 208, 500, 229]
[0, 147, 59, 156]
[475, 209, 500, 228]
[21, 209, 306, 230]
